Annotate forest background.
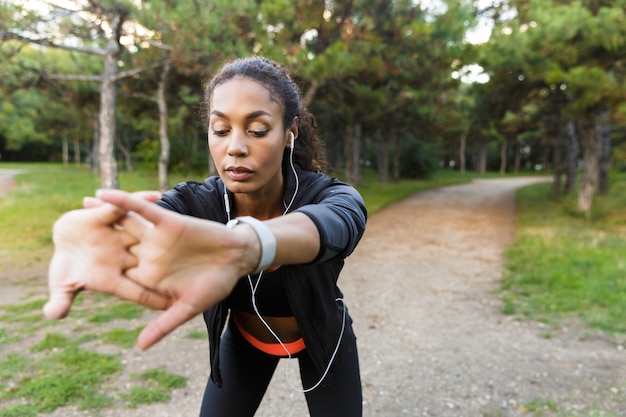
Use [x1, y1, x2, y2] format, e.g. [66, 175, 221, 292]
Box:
[1, 1, 626, 415]
[1, 0, 626, 217]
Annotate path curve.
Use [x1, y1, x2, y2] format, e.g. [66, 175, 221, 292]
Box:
[0, 169, 24, 197]
[257, 176, 625, 416]
[38, 177, 625, 417]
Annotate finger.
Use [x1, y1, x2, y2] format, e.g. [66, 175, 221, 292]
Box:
[92, 200, 129, 226]
[108, 276, 172, 311]
[131, 190, 162, 203]
[118, 228, 140, 248]
[83, 196, 104, 209]
[121, 249, 139, 270]
[123, 263, 159, 289]
[96, 190, 169, 227]
[43, 289, 75, 319]
[136, 301, 197, 350]
[117, 212, 154, 241]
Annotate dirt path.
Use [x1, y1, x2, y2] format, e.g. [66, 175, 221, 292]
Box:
[3, 175, 624, 416]
[341, 178, 625, 417]
[0, 168, 23, 197]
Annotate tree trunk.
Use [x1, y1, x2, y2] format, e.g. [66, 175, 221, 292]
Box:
[499, 138, 507, 174]
[73, 138, 81, 166]
[540, 132, 550, 172]
[458, 133, 466, 174]
[116, 135, 132, 172]
[90, 118, 100, 174]
[392, 133, 401, 182]
[345, 124, 354, 184]
[98, 17, 123, 189]
[513, 138, 521, 174]
[62, 137, 69, 166]
[352, 122, 362, 186]
[551, 123, 564, 198]
[564, 119, 579, 194]
[345, 123, 362, 186]
[477, 140, 487, 174]
[375, 127, 389, 183]
[597, 108, 611, 196]
[576, 113, 599, 215]
[157, 59, 172, 192]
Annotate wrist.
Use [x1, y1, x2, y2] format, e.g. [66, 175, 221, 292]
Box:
[226, 216, 276, 274]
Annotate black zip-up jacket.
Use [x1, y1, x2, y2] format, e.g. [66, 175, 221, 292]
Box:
[157, 164, 367, 387]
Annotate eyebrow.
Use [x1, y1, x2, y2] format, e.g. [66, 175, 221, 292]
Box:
[210, 110, 273, 120]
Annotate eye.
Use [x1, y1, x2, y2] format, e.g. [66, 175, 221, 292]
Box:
[249, 129, 269, 137]
[212, 129, 229, 137]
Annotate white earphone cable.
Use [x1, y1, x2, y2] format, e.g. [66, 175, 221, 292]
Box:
[224, 131, 345, 392]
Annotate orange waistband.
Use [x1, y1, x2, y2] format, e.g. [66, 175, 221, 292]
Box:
[233, 316, 306, 357]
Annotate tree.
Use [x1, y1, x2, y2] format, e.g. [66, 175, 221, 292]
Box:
[478, 0, 626, 215]
[0, 41, 100, 162]
[1, 0, 161, 188]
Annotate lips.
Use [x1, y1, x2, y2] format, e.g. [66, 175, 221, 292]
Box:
[225, 166, 253, 181]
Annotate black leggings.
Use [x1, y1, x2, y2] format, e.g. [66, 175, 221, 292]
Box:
[199, 320, 362, 417]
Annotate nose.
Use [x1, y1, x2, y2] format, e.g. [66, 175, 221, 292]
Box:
[227, 130, 248, 157]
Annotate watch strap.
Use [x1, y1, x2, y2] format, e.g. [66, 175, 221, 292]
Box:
[226, 216, 276, 274]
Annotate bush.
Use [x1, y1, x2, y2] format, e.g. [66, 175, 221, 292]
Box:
[398, 139, 439, 179]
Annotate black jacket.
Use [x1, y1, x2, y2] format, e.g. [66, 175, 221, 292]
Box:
[157, 165, 367, 387]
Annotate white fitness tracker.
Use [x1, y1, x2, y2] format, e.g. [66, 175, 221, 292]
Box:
[226, 216, 277, 274]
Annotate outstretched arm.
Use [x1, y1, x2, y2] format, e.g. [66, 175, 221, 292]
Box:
[44, 200, 173, 320]
[95, 189, 322, 350]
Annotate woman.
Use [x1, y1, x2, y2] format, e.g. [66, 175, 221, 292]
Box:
[45, 56, 367, 416]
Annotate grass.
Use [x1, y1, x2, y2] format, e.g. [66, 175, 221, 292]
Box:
[0, 346, 121, 413]
[0, 162, 474, 414]
[0, 162, 469, 270]
[1, 162, 624, 414]
[0, 163, 200, 270]
[121, 368, 188, 407]
[500, 171, 626, 337]
[354, 168, 474, 214]
[0, 291, 188, 414]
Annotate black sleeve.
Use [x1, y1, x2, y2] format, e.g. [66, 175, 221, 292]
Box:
[156, 178, 226, 222]
[294, 183, 367, 263]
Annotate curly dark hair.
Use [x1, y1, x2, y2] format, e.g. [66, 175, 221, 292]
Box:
[202, 56, 328, 173]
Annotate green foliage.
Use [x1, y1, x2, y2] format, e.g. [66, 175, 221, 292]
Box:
[0, 165, 98, 267]
[0, 347, 121, 412]
[398, 139, 440, 179]
[88, 301, 145, 323]
[356, 168, 472, 213]
[102, 327, 143, 348]
[523, 397, 560, 415]
[0, 163, 199, 270]
[186, 329, 207, 339]
[0, 404, 38, 417]
[121, 368, 187, 407]
[31, 332, 71, 352]
[0, 287, 188, 413]
[500, 175, 626, 335]
[0, 299, 46, 315]
[0, 328, 17, 346]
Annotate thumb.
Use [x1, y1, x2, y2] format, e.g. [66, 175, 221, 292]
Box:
[136, 301, 198, 350]
[43, 289, 75, 319]
[96, 189, 168, 227]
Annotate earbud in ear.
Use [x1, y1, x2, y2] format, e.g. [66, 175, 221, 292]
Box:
[289, 132, 295, 148]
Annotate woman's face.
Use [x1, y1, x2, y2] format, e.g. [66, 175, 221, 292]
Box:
[208, 76, 289, 197]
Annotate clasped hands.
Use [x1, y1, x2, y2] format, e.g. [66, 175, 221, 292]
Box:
[44, 189, 259, 350]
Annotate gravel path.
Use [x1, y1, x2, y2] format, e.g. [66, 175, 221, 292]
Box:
[0, 169, 23, 197]
[2, 173, 624, 416]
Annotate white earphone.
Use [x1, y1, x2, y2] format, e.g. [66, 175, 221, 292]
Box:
[223, 127, 345, 393]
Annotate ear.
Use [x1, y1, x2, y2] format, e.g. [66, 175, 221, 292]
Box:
[286, 120, 298, 149]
